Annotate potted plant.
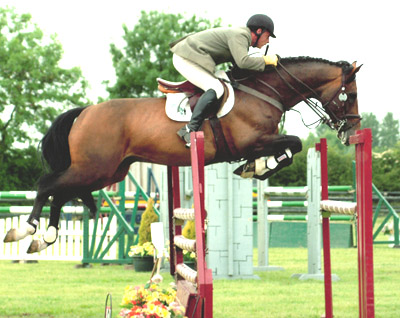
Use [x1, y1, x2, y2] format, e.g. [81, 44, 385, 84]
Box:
[129, 242, 155, 272]
[129, 198, 158, 272]
[119, 282, 186, 318]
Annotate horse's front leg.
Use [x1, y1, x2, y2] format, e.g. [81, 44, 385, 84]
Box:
[235, 134, 303, 180]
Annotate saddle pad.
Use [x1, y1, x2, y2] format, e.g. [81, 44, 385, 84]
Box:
[165, 70, 235, 122]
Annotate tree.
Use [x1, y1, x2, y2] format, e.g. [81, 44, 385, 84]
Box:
[372, 141, 400, 191]
[0, 146, 42, 190]
[361, 112, 380, 148]
[0, 7, 90, 163]
[378, 112, 399, 151]
[106, 11, 222, 98]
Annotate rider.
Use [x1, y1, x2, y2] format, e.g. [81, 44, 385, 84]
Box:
[171, 14, 279, 147]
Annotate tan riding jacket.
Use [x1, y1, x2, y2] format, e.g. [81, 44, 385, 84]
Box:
[170, 27, 266, 74]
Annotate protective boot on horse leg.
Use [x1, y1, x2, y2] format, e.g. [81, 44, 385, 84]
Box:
[2, 177, 51, 244]
[27, 189, 98, 254]
[177, 88, 220, 147]
[234, 135, 303, 180]
[27, 191, 65, 253]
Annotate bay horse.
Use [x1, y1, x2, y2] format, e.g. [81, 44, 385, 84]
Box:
[4, 56, 362, 253]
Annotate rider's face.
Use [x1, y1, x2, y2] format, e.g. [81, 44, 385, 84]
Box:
[256, 31, 271, 48]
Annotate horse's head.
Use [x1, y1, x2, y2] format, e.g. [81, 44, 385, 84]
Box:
[317, 61, 362, 145]
[230, 57, 363, 145]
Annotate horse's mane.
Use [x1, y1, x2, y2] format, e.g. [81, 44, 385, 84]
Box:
[279, 56, 353, 73]
[229, 56, 354, 81]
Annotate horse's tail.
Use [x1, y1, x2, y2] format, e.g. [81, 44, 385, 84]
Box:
[41, 107, 86, 172]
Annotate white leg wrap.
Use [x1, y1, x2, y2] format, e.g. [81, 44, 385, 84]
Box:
[14, 223, 36, 241]
[255, 148, 293, 176]
[43, 226, 58, 244]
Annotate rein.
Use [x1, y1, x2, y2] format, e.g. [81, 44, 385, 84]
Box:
[274, 61, 362, 132]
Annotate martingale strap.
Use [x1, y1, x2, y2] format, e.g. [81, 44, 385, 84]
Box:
[233, 82, 285, 112]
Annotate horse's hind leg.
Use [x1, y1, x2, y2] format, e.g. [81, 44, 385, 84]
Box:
[27, 189, 97, 253]
[3, 173, 55, 243]
[27, 190, 69, 253]
[79, 190, 98, 219]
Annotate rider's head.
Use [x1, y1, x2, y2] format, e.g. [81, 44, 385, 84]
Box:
[247, 14, 275, 48]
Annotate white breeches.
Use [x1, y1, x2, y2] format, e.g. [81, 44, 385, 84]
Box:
[172, 54, 224, 99]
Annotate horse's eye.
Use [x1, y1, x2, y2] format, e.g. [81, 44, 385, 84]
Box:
[347, 92, 357, 103]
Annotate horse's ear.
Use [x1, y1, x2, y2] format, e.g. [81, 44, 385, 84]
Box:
[351, 61, 363, 74]
[345, 62, 363, 83]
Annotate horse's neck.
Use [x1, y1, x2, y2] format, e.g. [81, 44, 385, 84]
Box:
[255, 62, 339, 109]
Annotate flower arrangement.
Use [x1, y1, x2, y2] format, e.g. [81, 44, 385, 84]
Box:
[183, 250, 196, 262]
[119, 283, 187, 318]
[129, 242, 155, 258]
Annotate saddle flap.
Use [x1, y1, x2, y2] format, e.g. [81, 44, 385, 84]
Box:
[157, 78, 200, 95]
[163, 70, 235, 122]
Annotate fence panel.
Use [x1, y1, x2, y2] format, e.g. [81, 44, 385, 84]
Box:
[0, 215, 118, 261]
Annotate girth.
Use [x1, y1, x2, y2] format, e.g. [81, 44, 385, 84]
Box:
[208, 117, 241, 163]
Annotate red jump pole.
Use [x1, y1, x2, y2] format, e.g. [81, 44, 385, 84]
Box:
[317, 138, 333, 318]
[167, 166, 182, 276]
[191, 131, 213, 318]
[350, 129, 375, 318]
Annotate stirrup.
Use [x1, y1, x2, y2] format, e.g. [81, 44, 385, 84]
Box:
[177, 125, 192, 148]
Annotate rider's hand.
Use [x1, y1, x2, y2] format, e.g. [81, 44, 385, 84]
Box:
[263, 54, 278, 67]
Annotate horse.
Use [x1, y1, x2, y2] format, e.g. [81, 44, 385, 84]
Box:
[3, 56, 362, 253]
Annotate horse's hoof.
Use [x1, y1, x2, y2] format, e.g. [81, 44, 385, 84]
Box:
[234, 162, 255, 178]
[27, 240, 41, 254]
[3, 229, 17, 243]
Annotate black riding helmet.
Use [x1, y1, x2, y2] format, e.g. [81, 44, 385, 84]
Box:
[247, 14, 276, 38]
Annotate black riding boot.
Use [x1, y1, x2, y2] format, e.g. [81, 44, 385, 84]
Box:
[177, 89, 219, 148]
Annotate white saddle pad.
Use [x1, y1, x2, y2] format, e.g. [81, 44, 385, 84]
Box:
[165, 70, 235, 122]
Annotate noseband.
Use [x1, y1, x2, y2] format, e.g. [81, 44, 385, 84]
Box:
[274, 61, 362, 134]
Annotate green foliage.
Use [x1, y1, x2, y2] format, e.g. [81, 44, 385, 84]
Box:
[0, 7, 89, 158]
[361, 112, 399, 151]
[0, 146, 43, 190]
[361, 112, 380, 148]
[378, 112, 399, 150]
[106, 11, 222, 98]
[372, 141, 400, 191]
[138, 198, 159, 245]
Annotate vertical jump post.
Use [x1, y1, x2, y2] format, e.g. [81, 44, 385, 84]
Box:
[167, 132, 213, 318]
[319, 128, 375, 318]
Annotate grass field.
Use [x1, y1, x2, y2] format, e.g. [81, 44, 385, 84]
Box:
[0, 246, 399, 318]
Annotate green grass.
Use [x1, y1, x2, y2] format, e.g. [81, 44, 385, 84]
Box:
[0, 246, 399, 317]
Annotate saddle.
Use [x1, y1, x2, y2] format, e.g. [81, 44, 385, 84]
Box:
[157, 73, 229, 112]
[157, 78, 202, 110]
[157, 72, 237, 162]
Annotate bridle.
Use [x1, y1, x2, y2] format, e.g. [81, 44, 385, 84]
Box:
[273, 60, 362, 134]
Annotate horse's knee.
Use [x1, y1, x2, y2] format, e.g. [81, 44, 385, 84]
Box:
[280, 135, 302, 155]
